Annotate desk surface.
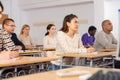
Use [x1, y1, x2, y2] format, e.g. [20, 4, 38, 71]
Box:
[43, 48, 56, 51]
[7, 66, 118, 80]
[101, 48, 116, 52]
[57, 51, 116, 59]
[0, 57, 57, 67]
[19, 50, 42, 54]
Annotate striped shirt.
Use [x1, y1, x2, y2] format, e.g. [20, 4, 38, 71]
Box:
[0, 29, 16, 51]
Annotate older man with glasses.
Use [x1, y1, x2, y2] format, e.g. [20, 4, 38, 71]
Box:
[2, 18, 26, 51]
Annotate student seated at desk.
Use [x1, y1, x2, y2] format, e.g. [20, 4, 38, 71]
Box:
[0, 1, 18, 60]
[93, 20, 117, 51]
[81, 26, 96, 48]
[19, 24, 36, 50]
[52, 14, 95, 69]
[43, 24, 56, 49]
[2, 18, 26, 51]
[43, 24, 56, 57]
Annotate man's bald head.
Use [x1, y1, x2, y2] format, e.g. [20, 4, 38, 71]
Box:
[101, 20, 113, 33]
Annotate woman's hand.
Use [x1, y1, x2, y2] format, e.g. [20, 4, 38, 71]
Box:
[87, 47, 95, 53]
[16, 46, 22, 50]
[9, 51, 19, 59]
[0, 51, 19, 60]
[26, 45, 32, 50]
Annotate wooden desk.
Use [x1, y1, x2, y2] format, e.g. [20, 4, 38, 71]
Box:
[43, 48, 56, 51]
[57, 51, 116, 67]
[42, 48, 56, 57]
[57, 52, 115, 59]
[101, 48, 116, 52]
[19, 50, 42, 54]
[7, 66, 118, 80]
[0, 56, 57, 67]
[19, 50, 42, 57]
[0, 57, 58, 79]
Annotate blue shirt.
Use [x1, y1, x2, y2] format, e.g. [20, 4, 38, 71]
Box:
[81, 33, 95, 46]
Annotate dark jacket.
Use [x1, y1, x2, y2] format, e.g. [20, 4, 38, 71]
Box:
[11, 33, 26, 50]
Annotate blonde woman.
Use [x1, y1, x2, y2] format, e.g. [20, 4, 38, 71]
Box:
[19, 24, 36, 50]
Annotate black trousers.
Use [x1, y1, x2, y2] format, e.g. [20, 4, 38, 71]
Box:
[114, 59, 120, 69]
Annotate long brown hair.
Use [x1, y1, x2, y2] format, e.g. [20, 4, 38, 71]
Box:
[20, 24, 30, 35]
[60, 14, 78, 33]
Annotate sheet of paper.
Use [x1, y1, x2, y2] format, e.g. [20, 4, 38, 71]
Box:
[0, 58, 18, 63]
[56, 70, 90, 77]
[79, 74, 92, 79]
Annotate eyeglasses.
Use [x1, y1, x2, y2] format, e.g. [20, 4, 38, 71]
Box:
[6, 24, 16, 27]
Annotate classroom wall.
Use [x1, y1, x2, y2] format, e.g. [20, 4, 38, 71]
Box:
[1, 0, 11, 16]
[1, 0, 28, 33]
[18, 0, 93, 10]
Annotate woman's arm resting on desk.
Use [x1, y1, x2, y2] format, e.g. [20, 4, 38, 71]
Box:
[9, 51, 19, 59]
[0, 51, 19, 60]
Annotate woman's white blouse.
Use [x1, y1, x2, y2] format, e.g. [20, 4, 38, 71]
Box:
[56, 31, 86, 54]
[52, 31, 87, 65]
[43, 35, 56, 48]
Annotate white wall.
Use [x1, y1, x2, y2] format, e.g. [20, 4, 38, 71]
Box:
[104, 0, 120, 39]
[93, 0, 104, 31]
[10, 0, 28, 34]
[19, 0, 93, 10]
[1, 0, 11, 15]
[1, 0, 28, 34]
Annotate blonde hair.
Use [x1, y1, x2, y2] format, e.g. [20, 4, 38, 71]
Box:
[20, 24, 30, 35]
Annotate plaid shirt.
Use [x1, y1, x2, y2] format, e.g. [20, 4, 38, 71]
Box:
[0, 29, 16, 51]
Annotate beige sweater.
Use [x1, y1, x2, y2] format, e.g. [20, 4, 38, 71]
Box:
[56, 31, 86, 54]
[94, 31, 117, 51]
[19, 35, 36, 47]
[52, 31, 87, 65]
